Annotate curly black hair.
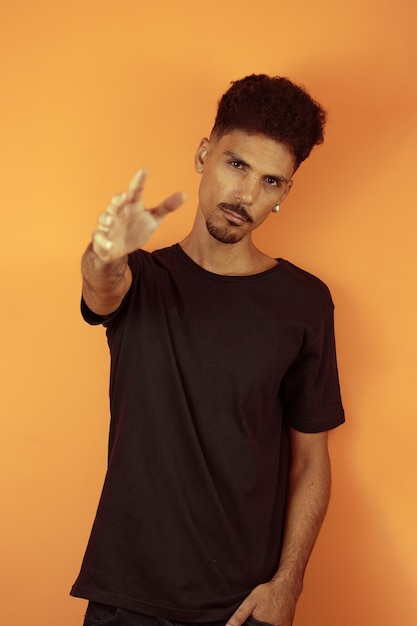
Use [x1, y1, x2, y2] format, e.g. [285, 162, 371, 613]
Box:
[211, 74, 327, 170]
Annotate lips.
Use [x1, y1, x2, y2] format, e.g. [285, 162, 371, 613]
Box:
[222, 208, 248, 225]
[218, 203, 252, 224]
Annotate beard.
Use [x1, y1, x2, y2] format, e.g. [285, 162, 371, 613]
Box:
[205, 202, 253, 244]
[205, 219, 244, 244]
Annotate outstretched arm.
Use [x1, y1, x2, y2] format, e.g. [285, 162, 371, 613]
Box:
[82, 169, 186, 315]
[227, 428, 331, 626]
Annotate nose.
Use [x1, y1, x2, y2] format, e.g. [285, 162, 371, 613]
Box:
[235, 174, 260, 205]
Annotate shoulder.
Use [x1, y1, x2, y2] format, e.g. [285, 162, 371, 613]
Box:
[278, 259, 334, 311]
[280, 259, 331, 294]
[127, 245, 178, 274]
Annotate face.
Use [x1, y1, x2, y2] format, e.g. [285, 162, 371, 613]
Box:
[195, 130, 295, 244]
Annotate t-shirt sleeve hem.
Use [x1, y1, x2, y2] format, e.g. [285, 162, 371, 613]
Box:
[80, 296, 124, 326]
[288, 410, 345, 433]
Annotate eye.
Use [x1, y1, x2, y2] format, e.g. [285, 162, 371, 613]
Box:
[265, 176, 281, 187]
[229, 160, 244, 170]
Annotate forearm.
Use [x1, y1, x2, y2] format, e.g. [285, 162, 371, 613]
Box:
[81, 242, 132, 315]
[80, 169, 185, 315]
[226, 431, 332, 626]
[273, 431, 331, 597]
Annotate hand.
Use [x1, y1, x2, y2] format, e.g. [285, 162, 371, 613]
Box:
[226, 576, 299, 626]
[92, 169, 186, 262]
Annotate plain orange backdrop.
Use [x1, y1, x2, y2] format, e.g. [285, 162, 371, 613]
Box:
[1, 1, 416, 624]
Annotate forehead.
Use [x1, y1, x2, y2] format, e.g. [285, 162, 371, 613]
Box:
[210, 130, 295, 177]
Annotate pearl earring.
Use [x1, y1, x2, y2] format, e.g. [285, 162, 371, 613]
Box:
[272, 204, 280, 213]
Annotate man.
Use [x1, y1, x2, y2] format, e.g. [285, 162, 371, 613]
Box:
[71, 74, 344, 626]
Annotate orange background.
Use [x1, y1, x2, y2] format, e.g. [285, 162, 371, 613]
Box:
[1, 1, 416, 624]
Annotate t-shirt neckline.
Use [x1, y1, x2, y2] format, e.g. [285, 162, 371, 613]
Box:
[172, 243, 287, 282]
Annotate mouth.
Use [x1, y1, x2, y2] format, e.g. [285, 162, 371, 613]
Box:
[218, 203, 253, 225]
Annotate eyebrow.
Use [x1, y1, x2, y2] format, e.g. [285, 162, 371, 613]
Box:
[224, 150, 291, 185]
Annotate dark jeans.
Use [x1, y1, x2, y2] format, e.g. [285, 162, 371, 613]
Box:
[83, 603, 273, 626]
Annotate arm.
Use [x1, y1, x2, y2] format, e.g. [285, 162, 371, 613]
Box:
[227, 428, 331, 626]
[81, 242, 132, 316]
[82, 168, 186, 315]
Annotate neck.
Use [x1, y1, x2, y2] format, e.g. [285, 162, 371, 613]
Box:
[179, 225, 277, 276]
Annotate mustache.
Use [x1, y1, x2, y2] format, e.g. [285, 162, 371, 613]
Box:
[218, 202, 253, 223]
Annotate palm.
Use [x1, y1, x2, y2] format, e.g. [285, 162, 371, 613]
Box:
[109, 201, 161, 257]
[93, 169, 186, 262]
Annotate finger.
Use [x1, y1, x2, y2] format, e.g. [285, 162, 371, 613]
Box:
[92, 230, 113, 259]
[106, 192, 128, 216]
[127, 168, 148, 203]
[226, 599, 255, 626]
[150, 191, 187, 220]
[96, 212, 120, 239]
[97, 212, 113, 229]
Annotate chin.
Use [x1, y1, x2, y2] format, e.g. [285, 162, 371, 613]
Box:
[206, 220, 244, 244]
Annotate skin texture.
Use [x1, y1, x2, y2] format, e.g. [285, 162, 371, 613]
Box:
[226, 428, 331, 626]
[180, 131, 294, 275]
[82, 169, 186, 315]
[81, 130, 332, 626]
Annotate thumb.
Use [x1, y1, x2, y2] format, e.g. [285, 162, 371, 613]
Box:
[150, 191, 187, 220]
[227, 598, 256, 626]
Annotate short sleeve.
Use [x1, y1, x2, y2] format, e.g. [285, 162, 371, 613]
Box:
[80, 296, 122, 326]
[80, 251, 141, 326]
[281, 307, 345, 433]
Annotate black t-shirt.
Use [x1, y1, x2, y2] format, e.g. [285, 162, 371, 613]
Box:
[71, 244, 344, 621]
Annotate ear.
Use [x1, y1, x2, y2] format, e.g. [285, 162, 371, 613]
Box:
[280, 179, 294, 204]
[194, 138, 209, 173]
